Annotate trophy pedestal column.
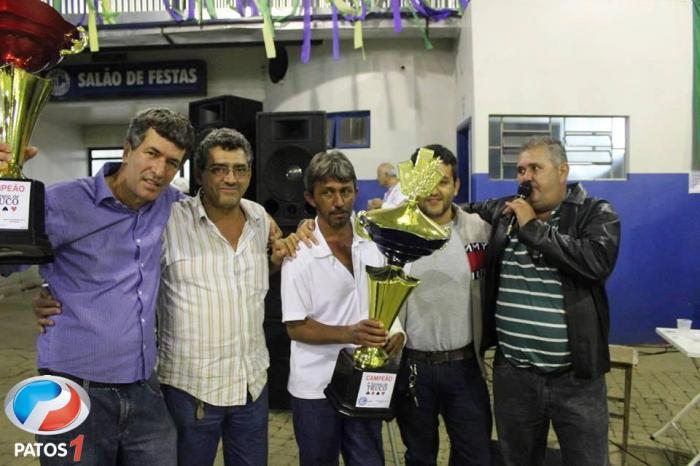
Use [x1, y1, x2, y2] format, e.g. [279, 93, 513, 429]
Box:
[0, 178, 53, 264]
[324, 348, 399, 420]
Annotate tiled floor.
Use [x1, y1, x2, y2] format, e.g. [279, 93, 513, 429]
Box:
[0, 290, 698, 465]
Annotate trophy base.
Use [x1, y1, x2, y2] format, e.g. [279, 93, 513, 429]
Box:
[324, 347, 398, 420]
[0, 179, 53, 264]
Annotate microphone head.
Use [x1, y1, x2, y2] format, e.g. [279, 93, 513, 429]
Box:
[517, 181, 533, 198]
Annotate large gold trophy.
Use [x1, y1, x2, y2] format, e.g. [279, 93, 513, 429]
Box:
[0, 0, 85, 263]
[324, 149, 450, 419]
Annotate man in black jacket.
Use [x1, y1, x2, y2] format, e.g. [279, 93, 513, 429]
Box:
[463, 136, 620, 466]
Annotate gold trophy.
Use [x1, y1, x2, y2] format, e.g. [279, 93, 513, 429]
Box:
[324, 148, 450, 419]
[0, 0, 85, 263]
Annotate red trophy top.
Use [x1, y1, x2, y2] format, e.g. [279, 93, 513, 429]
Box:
[0, 0, 82, 72]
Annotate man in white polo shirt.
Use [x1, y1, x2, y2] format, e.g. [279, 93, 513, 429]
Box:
[281, 150, 403, 466]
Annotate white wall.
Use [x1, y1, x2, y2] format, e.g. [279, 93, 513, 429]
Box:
[26, 119, 85, 185]
[265, 39, 457, 179]
[466, 0, 692, 174]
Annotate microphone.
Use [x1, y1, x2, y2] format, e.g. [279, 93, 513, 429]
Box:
[506, 181, 533, 236]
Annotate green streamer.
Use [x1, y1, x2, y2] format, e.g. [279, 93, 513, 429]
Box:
[256, 0, 277, 58]
[273, 0, 302, 24]
[86, 0, 100, 52]
[100, 0, 120, 24]
[407, 7, 433, 50]
[205, 0, 218, 19]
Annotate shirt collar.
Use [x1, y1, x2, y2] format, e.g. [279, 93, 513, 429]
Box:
[94, 162, 122, 206]
[308, 214, 367, 259]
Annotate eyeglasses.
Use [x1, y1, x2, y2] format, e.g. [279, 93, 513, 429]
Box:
[206, 164, 250, 178]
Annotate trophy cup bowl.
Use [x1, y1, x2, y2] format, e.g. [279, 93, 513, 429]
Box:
[0, 0, 85, 263]
[324, 192, 450, 419]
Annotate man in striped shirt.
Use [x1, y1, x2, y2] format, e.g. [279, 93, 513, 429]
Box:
[464, 136, 621, 466]
[155, 128, 294, 466]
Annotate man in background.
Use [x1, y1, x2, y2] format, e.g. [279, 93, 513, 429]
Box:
[367, 162, 406, 210]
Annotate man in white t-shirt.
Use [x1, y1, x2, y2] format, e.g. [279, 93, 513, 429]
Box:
[281, 151, 404, 466]
[367, 162, 407, 210]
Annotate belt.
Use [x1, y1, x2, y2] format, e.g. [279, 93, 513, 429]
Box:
[38, 369, 143, 389]
[404, 344, 475, 364]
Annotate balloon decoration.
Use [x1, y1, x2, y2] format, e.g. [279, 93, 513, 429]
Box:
[48, 0, 468, 63]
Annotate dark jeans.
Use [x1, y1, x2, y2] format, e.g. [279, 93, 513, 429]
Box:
[291, 396, 384, 466]
[395, 355, 492, 466]
[493, 354, 609, 466]
[162, 384, 268, 466]
[37, 373, 176, 466]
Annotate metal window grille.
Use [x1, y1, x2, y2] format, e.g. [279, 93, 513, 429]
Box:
[488, 115, 628, 180]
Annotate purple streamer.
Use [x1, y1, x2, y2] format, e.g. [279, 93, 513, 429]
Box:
[248, 0, 259, 17]
[301, 0, 311, 63]
[410, 0, 453, 21]
[162, 0, 185, 21]
[459, 0, 469, 10]
[392, 0, 402, 32]
[188, 0, 196, 20]
[331, 2, 340, 60]
[234, 0, 245, 16]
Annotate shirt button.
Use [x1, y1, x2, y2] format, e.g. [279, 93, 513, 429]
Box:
[137, 289, 143, 296]
[140, 263, 145, 268]
[136, 238, 141, 245]
[142, 344, 146, 349]
[141, 318, 145, 323]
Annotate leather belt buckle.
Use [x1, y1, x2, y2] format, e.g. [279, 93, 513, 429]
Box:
[429, 351, 450, 364]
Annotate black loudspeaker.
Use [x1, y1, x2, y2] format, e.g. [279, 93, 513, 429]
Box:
[188, 95, 263, 197]
[256, 111, 327, 228]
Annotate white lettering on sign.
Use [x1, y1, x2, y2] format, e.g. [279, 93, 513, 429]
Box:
[77, 69, 123, 88]
[147, 68, 198, 85]
[126, 70, 145, 86]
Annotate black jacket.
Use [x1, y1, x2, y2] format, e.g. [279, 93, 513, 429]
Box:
[463, 183, 621, 378]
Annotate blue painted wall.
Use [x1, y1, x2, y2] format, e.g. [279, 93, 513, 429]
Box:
[472, 173, 700, 344]
[355, 180, 385, 213]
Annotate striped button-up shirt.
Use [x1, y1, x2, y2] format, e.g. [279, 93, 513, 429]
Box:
[156, 195, 270, 406]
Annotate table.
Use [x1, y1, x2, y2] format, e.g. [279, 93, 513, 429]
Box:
[652, 328, 700, 466]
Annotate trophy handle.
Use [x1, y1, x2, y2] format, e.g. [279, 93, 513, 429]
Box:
[354, 212, 372, 240]
[60, 26, 88, 57]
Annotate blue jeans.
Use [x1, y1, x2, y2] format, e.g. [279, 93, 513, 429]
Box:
[493, 353, 609, 466]
[291, 397, 384, 466]
[162, 384, 268, 466]
[37, 373, 176, 466]
[395, 355, 492, 466]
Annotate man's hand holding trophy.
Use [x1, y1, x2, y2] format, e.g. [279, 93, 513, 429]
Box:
[0, 0, 85, 263]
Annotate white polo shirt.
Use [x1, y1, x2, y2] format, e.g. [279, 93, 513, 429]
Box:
[281, 219, 386, 399]
[383, 183, 407, 208]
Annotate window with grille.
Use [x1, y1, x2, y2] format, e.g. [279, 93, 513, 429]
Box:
[326, 111, 371, 149]
[488, 116, 628, 180]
